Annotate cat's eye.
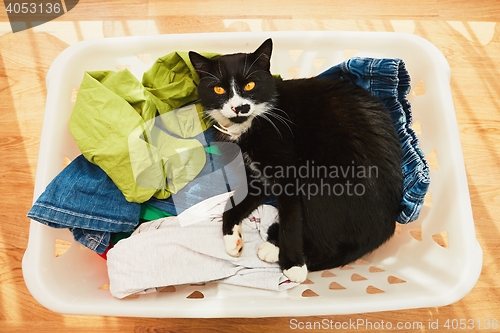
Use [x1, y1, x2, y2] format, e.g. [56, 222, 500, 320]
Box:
[214, 86, 226, 95]
[244, 82, 256, 91]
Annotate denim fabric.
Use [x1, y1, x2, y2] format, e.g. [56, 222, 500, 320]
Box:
[27, 128, 246, 254]
[318, 57, 430, 223]
[27, 155, 141, 254]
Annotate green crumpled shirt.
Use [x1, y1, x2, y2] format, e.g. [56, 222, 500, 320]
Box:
[69, 52, 218, 203]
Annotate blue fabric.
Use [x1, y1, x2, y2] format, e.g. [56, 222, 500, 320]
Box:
[28, 57, 429, 254]
[318, 57, 430, 223]
[27, 155, 141, 254]
[28, 128, 246, 254]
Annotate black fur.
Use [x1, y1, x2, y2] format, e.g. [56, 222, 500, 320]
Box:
[189, 39, 403, 272]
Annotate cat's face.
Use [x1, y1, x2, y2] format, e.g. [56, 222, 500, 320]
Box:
[189, 39, 276, 140]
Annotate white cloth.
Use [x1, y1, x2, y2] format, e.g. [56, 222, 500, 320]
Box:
[107, 192, 298, 299]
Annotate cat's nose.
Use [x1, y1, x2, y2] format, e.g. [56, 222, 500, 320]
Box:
[231, 104, 250, 115]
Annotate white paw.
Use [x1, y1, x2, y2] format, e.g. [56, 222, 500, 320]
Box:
[283, 264, 308, 283]
[257, 242, 279, 263]
[224, 224, 244, 257]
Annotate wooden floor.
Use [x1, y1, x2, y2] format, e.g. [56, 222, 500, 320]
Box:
[1, 1, 500, 331]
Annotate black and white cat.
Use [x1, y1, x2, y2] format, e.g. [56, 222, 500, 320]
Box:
[189, 39, 403, 283]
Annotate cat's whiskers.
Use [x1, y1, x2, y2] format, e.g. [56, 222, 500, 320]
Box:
[265, 109, 294, 137]
[272, 108, 295, 125]
[191, 100, 217, 125]
[196, 69, 220, 81]
[243, 55, 248, 77]
[199, 76, 218, 83]
[257, 112, 283, 139]
[218, 60, 224, 80]
[243, 53, 268, 78]
[200, 112, 215, 126]
[269, 106, 293, 123]
[244, 69, 268, 80]
[268, 107, 294, 124]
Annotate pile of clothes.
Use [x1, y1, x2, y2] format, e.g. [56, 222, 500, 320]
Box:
[28, 50, 430, 299]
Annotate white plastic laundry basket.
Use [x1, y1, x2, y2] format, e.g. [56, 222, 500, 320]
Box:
[23, 31, 482, 318]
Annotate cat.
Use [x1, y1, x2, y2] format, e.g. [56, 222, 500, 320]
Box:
[189, 39, 403, 283]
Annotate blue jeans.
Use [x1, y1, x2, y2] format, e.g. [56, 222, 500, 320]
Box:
[318, 58, 430, 223]
[27, 154, 141, 254]
[28, 128, 247, 254]
[28, 57, 429, 254]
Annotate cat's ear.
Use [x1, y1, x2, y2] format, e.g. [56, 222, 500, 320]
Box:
[252, 38, 273, 71]
[189, 51, 212, 77]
